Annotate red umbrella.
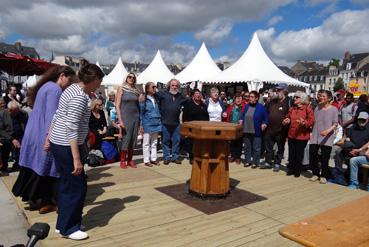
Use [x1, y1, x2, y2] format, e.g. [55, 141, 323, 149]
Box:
[0, 53, 57, 76]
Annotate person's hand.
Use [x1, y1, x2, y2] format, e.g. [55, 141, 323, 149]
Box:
[44, 138, 50, 152]
[72, 159, 84, 176]
[138, 94, 145, 103]
[239, 120, 243, 125]
[282, 118, 290, 125]
[117, 133, 123, 139]
[119, 120, 125, 129]
[350, 149, 360, 156]
[98, 130, 103, 135]
[297, 118, 305, 126]
[365, 149, 369, 158]
[12, 139, 21, 148]
[320, 130, 330, 136]
[261, 124, 267, 131]
[222, 112, 227, 118]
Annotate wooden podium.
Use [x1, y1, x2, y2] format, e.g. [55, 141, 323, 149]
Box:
[180, 121, 243, 198]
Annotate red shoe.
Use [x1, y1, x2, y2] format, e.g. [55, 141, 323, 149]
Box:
[127, 149, 137, 168]
[120, 150, 127, 169]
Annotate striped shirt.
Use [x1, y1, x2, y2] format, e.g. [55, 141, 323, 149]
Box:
[50, 83, 91, 146]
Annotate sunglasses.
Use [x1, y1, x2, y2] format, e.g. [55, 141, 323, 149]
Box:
[152, 85, 157, 88]
[127, 75, 136, 80]
[294, 96, 300, 99]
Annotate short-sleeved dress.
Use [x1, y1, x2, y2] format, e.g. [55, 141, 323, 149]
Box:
[120, 90, 140, 150]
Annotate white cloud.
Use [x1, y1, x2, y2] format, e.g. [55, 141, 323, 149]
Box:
[267, 16, 283, 26]
[0, 0, 294, 64]
[257, 9, 369, 64]
[195, 18, 233, 46]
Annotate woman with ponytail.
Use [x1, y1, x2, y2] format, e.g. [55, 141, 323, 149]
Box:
[12, 65, 76, 214]
[48, 61, 104, 240]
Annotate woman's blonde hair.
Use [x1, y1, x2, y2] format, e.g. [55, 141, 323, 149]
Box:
[90, 98, 102, 111]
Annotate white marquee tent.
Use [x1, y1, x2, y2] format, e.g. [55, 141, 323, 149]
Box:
[175, 42, 221, 84]
[102, 57, 128, 86]
[204, 32, 308, 90]
[23, 74, 37, 88]
[137, 50, 174, 85]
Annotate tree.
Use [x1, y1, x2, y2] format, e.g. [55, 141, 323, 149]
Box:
[333, 77, 345, 92]
[329, 58, 340, 67]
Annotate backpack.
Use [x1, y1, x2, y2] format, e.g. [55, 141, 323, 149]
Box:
[101, 141, 118, 161]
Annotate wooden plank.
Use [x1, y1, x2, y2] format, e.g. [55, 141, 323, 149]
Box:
[279, 195, 369, 247]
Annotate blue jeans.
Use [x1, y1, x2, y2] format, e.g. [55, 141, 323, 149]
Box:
[243, 133, 262, 165]
[162, 124, 180, 161]
[350, 155, 369, 186]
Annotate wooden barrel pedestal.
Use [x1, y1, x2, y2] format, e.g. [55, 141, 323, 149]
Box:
[180, 121, 243, 199]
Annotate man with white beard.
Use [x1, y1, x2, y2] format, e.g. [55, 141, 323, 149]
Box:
[155, 79, 187, 165]
[260, 83, 290, 172]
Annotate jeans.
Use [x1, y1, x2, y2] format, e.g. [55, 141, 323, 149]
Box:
[230, 137, 243, 159]
[162, 124, 180, 161]
[244, 133, 262, 165]
[288, 138, 308, 176]
[264, 132, 287, 165]
[349, 155, 369, 186]
[142, 132, 158, 163]
[310, 144, 332, 179]
[50, 143, 87, 236]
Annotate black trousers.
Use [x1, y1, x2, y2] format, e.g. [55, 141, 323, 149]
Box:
[264, 132, 287, 165]
[288, 138, 308, 176]
[0, 139, 11, 171]
[310, 144, 332, 179]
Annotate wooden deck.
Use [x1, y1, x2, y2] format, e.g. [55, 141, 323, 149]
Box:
[2, 159, 367, 247]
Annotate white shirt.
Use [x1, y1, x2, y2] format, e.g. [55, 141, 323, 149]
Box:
[207, 99, 222, 122]
[147, 95, 156, 108]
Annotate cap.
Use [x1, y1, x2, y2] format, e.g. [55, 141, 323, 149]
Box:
[276, 83, 288, 90]
[358, 112, 369, 120]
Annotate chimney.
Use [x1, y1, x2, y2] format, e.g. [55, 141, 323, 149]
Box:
[14, 41, 22, 51]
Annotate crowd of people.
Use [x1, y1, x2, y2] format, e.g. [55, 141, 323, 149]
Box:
[1, 63, 369, 240]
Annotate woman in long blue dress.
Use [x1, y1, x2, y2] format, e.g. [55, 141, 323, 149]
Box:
[12, 65, 76, 214]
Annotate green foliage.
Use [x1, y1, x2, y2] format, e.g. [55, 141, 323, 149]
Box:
[333, 77, 344, 92]
[329, 58, 340, 67]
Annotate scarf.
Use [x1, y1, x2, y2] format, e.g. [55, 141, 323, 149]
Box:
[121, 82, 140, 96]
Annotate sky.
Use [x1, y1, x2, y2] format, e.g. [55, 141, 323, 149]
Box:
[0, 0, 369, 67]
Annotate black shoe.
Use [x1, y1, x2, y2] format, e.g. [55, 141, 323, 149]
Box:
[164, 160, 170, 165]
[259, 163, 272, 169]
[174, 159, 182, 165]
[286, 170, 294, 176]
[243, 162, 251, 167]
[294, 173, 300, 178]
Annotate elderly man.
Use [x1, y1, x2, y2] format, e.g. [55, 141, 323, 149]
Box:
[8, 100, 28, 171]
[0, 98, 13, 174]
[155, 79, 187, 165]
[347, 112, 369, 190]
[260, 83, 290, 172]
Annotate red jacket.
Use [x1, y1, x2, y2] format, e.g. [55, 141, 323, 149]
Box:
[286, 105, 314, 140]
[226, 102, 246, 122]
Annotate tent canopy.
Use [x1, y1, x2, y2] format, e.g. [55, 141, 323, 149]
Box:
[137, 50, 174, 85]
[102, 57, 128, 86]
[204, 32, 308, 89]
[175, 42, 221, 83]
[0, 53, 57, 76]
[23, 74, 38, 88]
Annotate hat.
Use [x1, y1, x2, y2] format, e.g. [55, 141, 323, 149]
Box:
[336, 89, 346, 95]
[358, 112, 369, 120]
[276, 83, 288, 90]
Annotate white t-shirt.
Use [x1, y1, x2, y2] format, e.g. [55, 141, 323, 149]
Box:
[208, 99, 223, 122]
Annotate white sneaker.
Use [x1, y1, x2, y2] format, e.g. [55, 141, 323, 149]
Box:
[66, 230, 88, 240]
[309, 175, 319, 182]
[56, 225, 85, 234]
[319, 177, 327, 184]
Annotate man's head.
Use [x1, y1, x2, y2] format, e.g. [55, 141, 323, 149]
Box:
[7, 100, 20, 116]
[8, 85, 17, 97]
[167, 78, 180, 94]
[191, 89, 202, 102]
[345, 92, 354, 104]
[357, 112, 369, 128]
[220, 91, 226, 100]
[275, 83, 288, 100]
